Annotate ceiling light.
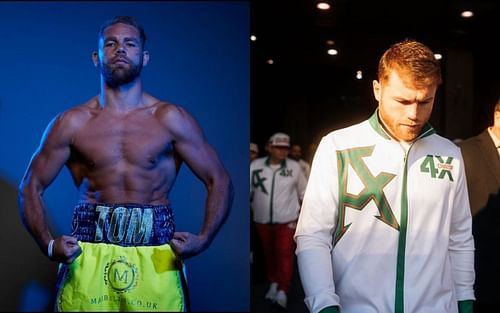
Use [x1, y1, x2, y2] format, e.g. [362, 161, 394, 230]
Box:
[434, 53, 442, 60]
[327, 48, 338, 55]
[461, 10, 474, 18]
[317, 2, 331, 10]
[267, 59, 274, 65]
[356, 70, 363, 80]
[250, 35, 257, 41]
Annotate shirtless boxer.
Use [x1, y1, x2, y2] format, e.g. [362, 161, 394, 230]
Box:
[17, 16, 233, 312]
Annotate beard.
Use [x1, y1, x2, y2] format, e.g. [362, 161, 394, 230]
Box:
[100, 58, 143, 88]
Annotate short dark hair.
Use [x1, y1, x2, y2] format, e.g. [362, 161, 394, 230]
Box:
[98, 16, 147, 48]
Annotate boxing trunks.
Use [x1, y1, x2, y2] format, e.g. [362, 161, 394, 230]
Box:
[54, 202, 187, 312]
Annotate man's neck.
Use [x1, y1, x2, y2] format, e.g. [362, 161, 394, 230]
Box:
[269, 157, 284, 166]
[489, 125, 500, 141]
[487, 126, 500, 158]
[99, 78, 144, 111]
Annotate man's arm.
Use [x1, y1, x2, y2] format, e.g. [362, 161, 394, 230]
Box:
[296, 161, 308, 204]
[163, 105, 234, 259]
[18, 112, 82, 264]
[449, 152, 476, 312]
[294, 136, 341, 313]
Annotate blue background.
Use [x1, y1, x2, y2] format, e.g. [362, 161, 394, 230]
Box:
[0, 1, 249, 311]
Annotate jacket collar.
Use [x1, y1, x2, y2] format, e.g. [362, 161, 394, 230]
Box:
[265, 157, 287, 168]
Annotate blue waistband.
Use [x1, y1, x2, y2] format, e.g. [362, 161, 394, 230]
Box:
[70, 202, 175, 247]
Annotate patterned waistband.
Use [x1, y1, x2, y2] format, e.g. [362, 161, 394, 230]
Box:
[71, 202, 175, 247]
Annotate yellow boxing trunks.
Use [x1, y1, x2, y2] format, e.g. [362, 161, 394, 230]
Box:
[54, 202, 187, 312]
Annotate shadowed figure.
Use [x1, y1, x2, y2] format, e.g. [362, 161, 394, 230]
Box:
[471, 191, 500, 313]
[0, 177, 58, 311]
[458, 97, 500, 312]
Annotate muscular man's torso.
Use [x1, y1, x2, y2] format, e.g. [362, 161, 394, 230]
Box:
[64, 95, 179, 205]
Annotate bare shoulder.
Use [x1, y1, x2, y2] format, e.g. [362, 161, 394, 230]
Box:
[153, 100, 202, 136]
[45, 97, 98, 139]
[153, 100, 193, 121]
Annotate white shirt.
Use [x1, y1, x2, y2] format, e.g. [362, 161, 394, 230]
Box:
[299, 159, 311, 179]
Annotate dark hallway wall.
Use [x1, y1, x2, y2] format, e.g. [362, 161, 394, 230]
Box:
[250, 1, 500, 158]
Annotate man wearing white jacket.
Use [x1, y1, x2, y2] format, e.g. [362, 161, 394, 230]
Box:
[294, 39, 475, 313]
[251, 132, 308, 309]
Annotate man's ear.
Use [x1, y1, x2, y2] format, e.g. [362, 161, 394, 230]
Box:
[372, 79, 381, 102]
[92, 51, 99, 67]
[142, 50, 150, 67]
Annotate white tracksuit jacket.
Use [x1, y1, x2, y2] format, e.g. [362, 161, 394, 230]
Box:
[294, 111, 475, 313]
[251, 157, 307, 224]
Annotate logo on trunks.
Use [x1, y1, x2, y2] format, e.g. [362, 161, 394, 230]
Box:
[95, 206, 153, 244]
[104, 256, 138, 293]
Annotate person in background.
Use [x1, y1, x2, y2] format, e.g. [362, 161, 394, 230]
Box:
[289, 143, 311, 179]
[458, 97, 500, 313]
[250, 142, 259, 162]
[294, 39, 475, 313]
[250, 132, 307, 310]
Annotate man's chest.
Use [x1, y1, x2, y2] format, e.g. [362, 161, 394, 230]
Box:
[71, 116, 174, 168]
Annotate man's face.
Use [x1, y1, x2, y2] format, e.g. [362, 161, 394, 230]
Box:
[250, 150, 258, 162]
[373, 70, 437, 142]
[95, 23, 148, 87]
[269, 145, 289, 163]
[289, 145, 301, 161]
